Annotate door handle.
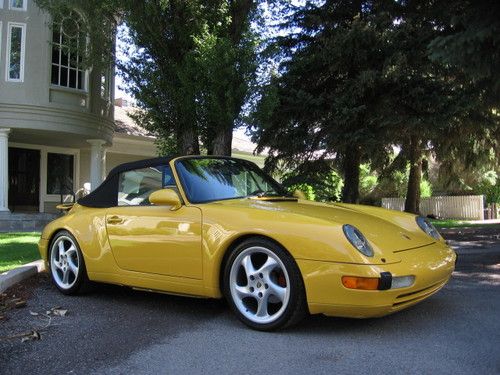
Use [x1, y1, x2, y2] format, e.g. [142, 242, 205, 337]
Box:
[107, 216, 124, 225]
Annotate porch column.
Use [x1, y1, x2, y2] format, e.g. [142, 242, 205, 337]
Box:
[87, 139, 107, 191]
[0, 128, 10, 211]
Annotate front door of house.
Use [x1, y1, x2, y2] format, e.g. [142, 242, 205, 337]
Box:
[8, 148, 40, 212]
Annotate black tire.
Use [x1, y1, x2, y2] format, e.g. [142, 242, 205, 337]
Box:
[223, 237, 308, 331]
[48, 230, 91, 295]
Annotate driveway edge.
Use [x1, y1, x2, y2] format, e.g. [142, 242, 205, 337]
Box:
[0, 260, 45, 294]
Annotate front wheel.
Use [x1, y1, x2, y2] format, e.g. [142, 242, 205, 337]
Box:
[223, 238, 307, 331]
[49, 230, 90, 295]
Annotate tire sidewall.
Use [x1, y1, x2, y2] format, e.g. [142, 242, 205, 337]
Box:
[223, 238, 305, 331]
[48, 230, 88, 295]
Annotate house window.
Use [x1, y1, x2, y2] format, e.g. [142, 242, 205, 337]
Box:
[51, 12, 86, 90]
[9, 0, 27, 11]
[47, 153, 74, 195]
[6, 23, 26, 82]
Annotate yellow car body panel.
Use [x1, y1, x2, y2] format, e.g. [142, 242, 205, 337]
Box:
[39, 157, 456, 318]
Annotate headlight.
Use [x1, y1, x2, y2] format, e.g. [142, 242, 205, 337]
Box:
[343, 224, 374, 257]
[416, 216, 441, 240]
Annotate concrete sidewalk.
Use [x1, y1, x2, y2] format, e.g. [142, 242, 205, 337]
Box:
[0, 260, 45, 294]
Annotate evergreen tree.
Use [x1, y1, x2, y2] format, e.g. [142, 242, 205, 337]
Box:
[252, 0, 394, 203]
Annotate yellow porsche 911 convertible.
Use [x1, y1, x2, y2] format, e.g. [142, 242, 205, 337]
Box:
[39, 156, 456, 330]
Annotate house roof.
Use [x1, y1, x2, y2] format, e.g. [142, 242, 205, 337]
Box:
[114, 105, 155, 138]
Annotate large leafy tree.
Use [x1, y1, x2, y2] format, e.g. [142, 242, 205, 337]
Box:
[121, 0, 258, 155]
[194, 0, 257, 155]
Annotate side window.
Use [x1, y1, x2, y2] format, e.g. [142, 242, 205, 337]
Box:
[117, 165, 174, 206]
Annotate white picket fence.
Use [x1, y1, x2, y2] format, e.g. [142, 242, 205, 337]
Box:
[381, 195, 484, 220]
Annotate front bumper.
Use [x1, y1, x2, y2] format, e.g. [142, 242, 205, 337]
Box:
[298, 241, 456, 318]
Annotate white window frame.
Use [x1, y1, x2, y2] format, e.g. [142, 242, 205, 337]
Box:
[5, 22, 26, 82]
[50, 14, 88, 92]
[9, 0, 27, 11]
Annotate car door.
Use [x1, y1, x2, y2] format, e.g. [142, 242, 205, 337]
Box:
[105, 163, 203, 279]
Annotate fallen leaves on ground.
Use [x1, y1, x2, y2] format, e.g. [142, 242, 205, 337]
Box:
[0, 297, 27, 314]
[0, 305, 69, 342]
[51, 308, 68, 317]
[20, 330, 41, 342]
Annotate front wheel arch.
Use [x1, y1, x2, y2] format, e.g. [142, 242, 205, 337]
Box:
[221, 236, 308, 330]
[219, 234, 296, 294]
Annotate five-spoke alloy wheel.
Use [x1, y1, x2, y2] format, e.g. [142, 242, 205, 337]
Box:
[49, 231, 89, 294]
[224, 238, 307, 331]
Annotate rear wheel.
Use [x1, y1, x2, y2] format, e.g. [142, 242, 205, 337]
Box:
[223, 238, 307, 331]
[49, 230, 90, 295]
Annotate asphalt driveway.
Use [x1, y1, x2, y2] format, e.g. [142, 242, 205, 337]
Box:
[1, 230, 499, 375]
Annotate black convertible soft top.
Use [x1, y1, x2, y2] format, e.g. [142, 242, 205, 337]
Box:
[78, 156, 174, 208]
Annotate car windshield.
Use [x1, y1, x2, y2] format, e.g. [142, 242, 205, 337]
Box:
[175, 158, 291, 203]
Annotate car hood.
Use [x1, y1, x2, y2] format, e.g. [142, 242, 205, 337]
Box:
[207, 198, 435, 253]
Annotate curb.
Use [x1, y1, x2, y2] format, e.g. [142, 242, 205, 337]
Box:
[0, 260, 45, 294]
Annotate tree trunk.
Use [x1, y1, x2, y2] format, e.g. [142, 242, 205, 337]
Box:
[229, 0, 254, 43]
[211, 126, 233, 156]
[404, 136, 422, 214]
[341, 148, 361, 203]
[178, 125, 200, 155]
[203, 0, 252, 157]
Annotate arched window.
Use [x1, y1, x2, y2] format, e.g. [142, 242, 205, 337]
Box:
[50, 11, 86, 90]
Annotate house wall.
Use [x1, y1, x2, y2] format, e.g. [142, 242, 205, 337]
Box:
[0, 2, 115, 145]
[0, 1, 118, 213]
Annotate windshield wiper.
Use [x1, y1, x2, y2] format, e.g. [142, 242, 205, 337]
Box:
[247, 189, 294, 199]
[247, 189, 272, 198]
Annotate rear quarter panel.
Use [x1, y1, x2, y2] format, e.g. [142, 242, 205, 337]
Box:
[40, 205, 116, 274]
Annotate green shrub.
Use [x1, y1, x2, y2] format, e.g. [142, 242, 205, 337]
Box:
[476, 171, 500, 204]
[289, 183, 316, 200]
[420, 179, 433, 198]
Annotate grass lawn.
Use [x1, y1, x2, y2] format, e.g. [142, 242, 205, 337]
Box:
[0, 232, 41, 273]
[430, 219, 500, 230]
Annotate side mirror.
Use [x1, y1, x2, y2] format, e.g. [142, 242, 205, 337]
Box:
[149, 189, 182, 210]
[293, 189, 306, 200]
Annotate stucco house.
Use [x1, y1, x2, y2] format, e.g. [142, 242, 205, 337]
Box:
[0, 1, 157, 221]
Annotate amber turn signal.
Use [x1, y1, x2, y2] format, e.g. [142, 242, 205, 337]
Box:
[342, 276, 380, 290]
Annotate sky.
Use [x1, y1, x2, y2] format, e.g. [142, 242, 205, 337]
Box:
[114, 25, 134, 103]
